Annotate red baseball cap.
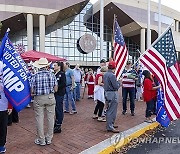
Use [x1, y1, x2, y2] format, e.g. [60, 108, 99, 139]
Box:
[108, 61, 116, 69]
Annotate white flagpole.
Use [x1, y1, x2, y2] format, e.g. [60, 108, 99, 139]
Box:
[7, 28, 10, 32]
[158, 0, 162, 36]
[100, 0, 104, 60]
[147, 0, 151, 49]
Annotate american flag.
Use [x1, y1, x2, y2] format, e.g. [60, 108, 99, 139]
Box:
[113, 20, 128, 80]
[140, 27, 180, 120]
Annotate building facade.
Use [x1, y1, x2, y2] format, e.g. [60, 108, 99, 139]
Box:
[93, 0, 180, 62]
[0, 0, 180, 66]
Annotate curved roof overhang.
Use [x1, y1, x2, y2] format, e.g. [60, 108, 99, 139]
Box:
[93, 2, 141, 36]
[86, 2, 141, 44]
[0, 0, 88, 37]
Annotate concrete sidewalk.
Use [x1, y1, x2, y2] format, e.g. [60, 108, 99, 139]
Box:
[6, 89, 149, 154]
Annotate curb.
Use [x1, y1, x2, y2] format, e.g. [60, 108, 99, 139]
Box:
[80, 119, 159, 154]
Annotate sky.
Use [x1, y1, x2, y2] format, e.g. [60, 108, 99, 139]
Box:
[90, 0, 180, 12]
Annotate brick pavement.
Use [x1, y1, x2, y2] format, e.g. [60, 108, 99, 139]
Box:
[6, 88, 146, 154]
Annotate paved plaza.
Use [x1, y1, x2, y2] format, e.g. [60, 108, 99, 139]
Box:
[6, 88, 146, 154]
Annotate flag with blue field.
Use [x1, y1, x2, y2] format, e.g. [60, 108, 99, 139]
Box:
[0, 30, 31, 112]
[156, 88, 170, 127]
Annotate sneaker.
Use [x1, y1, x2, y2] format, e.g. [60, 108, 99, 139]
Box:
[104, 110, 107, 115]
[97, 117, 106, 122]
[107, 129, 120, 133]
[46, 140, 52, 145]
[113, 125, 118, 128]
[64, 110, 69, 113]
[92, 115, 98, 119]
[144, 119, 153, 123]
[34, 139, 46, 146]
[26, 104, 31, 108]
[122, 111, 127, 115]
[0, 146, 6, 153]
[70, 110, 77, 115]
[131, 112, 135, 116]
[54, 127, 61, 134]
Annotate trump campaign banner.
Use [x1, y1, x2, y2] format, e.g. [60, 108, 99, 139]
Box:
[0, 29, 31, 112]
[156, 88, 170, 127]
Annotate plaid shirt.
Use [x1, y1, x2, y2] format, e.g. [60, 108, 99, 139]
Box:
[30, 69, 57, 96]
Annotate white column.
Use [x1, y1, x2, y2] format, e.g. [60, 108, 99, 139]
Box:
[147, 0, 151, 49]
[174, 20, 176, 31]
[140, 28, 145, 53]
[176, 20, 179, 32]
[158, 0, 161, 36]
[27, 14, 33, 51]
[100, 0, 104, 60]
[39, 15, 45, 52]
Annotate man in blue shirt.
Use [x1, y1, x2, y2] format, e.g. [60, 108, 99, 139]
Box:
[64, 62, 77, 114]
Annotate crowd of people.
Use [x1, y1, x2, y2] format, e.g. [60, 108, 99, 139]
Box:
[0, 57, 161, 153]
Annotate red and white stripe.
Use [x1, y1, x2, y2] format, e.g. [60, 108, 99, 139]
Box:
[140, 47, 180, 120]
[114, 42, 128, 80]
[122, 75, 135, 88]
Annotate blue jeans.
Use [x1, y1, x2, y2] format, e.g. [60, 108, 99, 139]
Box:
[122, 87, 135, 112]
[146, 99, 155, 118]
[54, 95, 64, 126]
[65, 86, 76, 112]
[74, 82, 81, 101]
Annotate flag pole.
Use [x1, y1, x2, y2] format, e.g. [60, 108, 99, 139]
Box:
[7, 28, 10, 32]
[158, 0, 162, 36]
[147, 0, 151, 49]
[111, 14, 116, 59]
[100, 0, 104, 60]
[132, 24, 173, 67]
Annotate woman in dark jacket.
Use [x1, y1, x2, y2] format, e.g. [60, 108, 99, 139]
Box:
[53, 62, 66, 133]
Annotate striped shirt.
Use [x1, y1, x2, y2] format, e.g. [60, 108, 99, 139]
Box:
[122, 69, 137, 88]
[30, 69, 57, 96]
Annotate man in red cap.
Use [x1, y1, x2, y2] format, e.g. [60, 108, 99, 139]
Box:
[103, 61, 120, 133]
